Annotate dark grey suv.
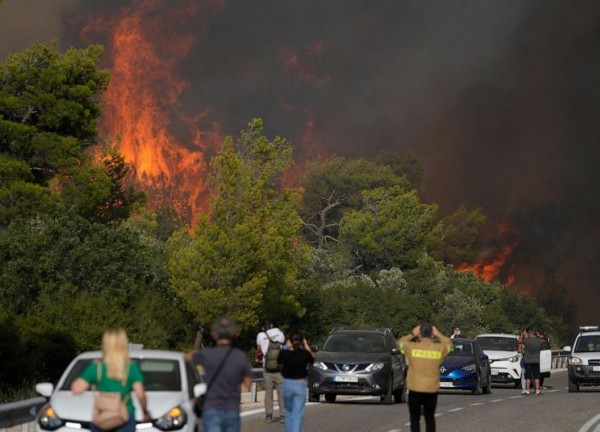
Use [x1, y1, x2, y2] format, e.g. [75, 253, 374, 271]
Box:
[307, 328, 407, 404]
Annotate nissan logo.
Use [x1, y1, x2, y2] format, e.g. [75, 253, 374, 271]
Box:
[343, 364, 351, 371]
[440, 366, 447, 374]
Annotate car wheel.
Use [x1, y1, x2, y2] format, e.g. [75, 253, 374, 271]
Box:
[483, 373, 492, 394]
[568, 376, 579, 393]
[308, 392, 320, 402]
[393, 386, 407, 403]
[471, 374, 482, 395]
[381, 375, 394, 404]
[324, 393, 337, 403]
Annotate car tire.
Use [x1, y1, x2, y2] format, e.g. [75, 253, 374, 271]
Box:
[483, 374, 492, 395]
[393, 386, 407, 403]
[308, 392, 320, 402]
[471, 374, 483, 395]
[568, 376, 579, 393]
[324, 393, 337, 403]
[381, 375, 394, 404]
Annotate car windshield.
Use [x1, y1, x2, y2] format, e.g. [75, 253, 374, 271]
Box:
[449, 341, 474, 357]
[59, 358, 182, 391]
[574, 335, 600, 353]
[323, 333, 386, 353]
[476, 336, 517, 352]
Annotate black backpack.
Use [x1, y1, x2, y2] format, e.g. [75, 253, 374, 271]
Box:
[264, 331, 283, 372]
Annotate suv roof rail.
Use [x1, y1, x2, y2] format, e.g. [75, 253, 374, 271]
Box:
[330, 326, 392, 335]
[579, 326, 599, 333]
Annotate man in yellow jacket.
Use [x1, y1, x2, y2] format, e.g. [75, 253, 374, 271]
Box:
[398, 323, 452, 432]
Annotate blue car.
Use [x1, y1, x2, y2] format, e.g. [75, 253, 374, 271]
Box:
[439, 338, 492, 395]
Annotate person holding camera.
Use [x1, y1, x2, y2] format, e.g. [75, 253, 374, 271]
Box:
[398, 323, 452, 432]
[276, 330, 314, 432]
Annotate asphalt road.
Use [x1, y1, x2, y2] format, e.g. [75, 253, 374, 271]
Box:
[239, 369, 600, 432]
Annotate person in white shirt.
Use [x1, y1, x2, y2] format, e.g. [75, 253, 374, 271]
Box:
[256, 320, 285, 423]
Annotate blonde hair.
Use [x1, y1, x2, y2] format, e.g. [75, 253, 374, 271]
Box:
[102, 328, 129, 381]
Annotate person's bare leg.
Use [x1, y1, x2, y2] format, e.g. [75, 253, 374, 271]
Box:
[534, 378, 540, 392]
[526, 378, 531, 392]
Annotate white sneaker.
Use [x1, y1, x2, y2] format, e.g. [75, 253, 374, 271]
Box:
[535, 390, 540, 395]
[524, 390, 530, 395]
[521, 390, 527, 395]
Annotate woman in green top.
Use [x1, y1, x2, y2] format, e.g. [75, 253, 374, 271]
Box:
[71, 328, 150, 432]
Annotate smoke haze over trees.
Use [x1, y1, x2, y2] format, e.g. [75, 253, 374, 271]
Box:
[1, 0, 599, 323]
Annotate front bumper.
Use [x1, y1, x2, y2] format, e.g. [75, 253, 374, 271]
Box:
[568, 365, 600, 385]
[489, 360, 521, 383]
[308, 368, 390, 396]
[439, 369, 478, 390]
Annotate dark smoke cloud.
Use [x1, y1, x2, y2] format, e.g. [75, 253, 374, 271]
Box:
[1, 0, 599, 323]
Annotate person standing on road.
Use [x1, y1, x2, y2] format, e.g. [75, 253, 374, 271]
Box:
[398, 323, 452, 432]
[185, 317, 252, 432]
[256, 319, 286, 423]
[71, 328, 151, 432]
[277, 330, 315, 432]
[518, 330, 530, 395]
[522, 327, 543, 395]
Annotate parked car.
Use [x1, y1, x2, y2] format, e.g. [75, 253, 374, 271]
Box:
[475, 332, 551, 387]
[474, 333, 522, 387]
[564, 325, 600, 392]
[439, 338, 492, 395]
[308, 327, 407, 404]
[35, 346, 203, 432]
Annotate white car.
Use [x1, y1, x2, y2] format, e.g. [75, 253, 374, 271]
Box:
[35, 347, 203, 432]
[563, 326, 600, 392]
[474, 333, 551, 387]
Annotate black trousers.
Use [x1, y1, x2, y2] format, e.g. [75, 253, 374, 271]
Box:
[408, 390, 438, 432]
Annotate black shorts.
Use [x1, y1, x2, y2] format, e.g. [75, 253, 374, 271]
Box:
[524, 362, 540, 379]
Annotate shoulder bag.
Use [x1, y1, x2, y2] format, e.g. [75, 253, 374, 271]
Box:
[194, 347, 233, 418]
[92, 361, 130, 431]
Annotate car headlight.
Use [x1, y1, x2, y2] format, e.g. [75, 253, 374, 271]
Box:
[366, 362, 385, 372]
[508, 355, 520, 363]
[313, 361, 328, 370]
[461, 364, 477, 373]
[570, 356, 583, 366]
[38, 405, 64, 431]
[154, 406, 187, 431]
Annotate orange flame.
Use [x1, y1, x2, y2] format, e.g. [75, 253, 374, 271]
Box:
[80, 0, 224, 218]
[456, 244, 515, 284]
[456, 223, 518, 285]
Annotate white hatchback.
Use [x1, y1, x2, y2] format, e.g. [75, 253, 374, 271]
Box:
[35, 347, 203, 432]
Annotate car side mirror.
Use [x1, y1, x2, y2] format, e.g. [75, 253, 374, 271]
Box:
[311, 345, 319, 353]
[563, 346, 572, 353]
[35, 382, 54, 398]
[480, 354, 488, 361]
[391, 348, 401, 355]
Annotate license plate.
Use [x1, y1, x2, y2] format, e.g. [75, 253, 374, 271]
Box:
[593, 366, 600, 372]
[439, 381, 453, 388]
[334, 375, 358, 383]
[491, 369, 499, 375]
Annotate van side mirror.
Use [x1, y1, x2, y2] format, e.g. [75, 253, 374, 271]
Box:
[311, 345, 319, 353]
[391, 348, 401, 355]
[563, 346, 572, 353]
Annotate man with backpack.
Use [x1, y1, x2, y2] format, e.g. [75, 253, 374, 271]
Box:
[256, 320, 285, 423]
